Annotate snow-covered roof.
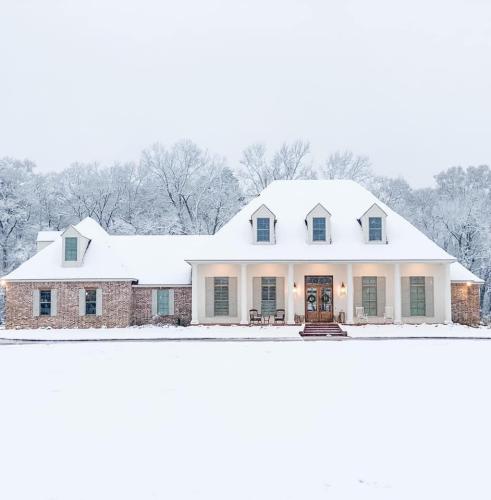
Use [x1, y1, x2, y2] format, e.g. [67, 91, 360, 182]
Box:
[4, 218, 208, 284]
[450, 262, 484, 284]
[36, 230, 62, 242]
[4, 181, 471, 285]
[185, 180, 456, 262]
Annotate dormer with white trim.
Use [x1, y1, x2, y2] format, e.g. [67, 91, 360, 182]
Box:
[359, 203, 388, 244]
[305, 203, 331, 244]
[250, 204, 276, 244]
[61, 225, 91, 267]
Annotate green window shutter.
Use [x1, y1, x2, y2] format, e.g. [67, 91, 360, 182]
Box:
[51, 289, 58, 317]
[425, 277, 434, 317]
[151, 289, 158, 316]
[169, 289, 175, 316]
[32, 290, 40, 317]
[276, 277, 285, 309]
[205, 277, 214, 317]
[253, 277, 261, 312]
[96, 288, 103, 316]
[157, 289, 170, 315]
[79, 289, 86, 316]
[401, 277, 410, 317]
[376, 277, 386, 317]
[229, 277, 238, 317]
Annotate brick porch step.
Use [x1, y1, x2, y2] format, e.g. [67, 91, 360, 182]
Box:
[300, 323, 347, 337]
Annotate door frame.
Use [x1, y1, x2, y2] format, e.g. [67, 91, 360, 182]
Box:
[304, 275, 334, 323]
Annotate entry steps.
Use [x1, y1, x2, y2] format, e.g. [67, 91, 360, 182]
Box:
[300, 323, 347, 337]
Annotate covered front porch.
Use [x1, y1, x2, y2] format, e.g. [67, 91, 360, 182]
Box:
[189, 261, 452, 325]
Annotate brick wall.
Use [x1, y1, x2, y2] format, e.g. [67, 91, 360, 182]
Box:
[451, 283, 481, 325]
[5, 281, 133, 329]
[132, 287, 192, 326]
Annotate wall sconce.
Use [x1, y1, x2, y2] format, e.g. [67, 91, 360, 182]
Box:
[0, 280, 6, 288]
[340, 282, 347, 297]
[293, 282, 297, 293]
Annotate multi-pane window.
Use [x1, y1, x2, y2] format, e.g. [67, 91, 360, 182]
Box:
[214, 277, 229, 316]
[362, 277, 377, 316]
[368, 217, 382, 241]
[410, 277, 426, 316]
[261, 277, 277, 315]
[312, 217, 326, 241]
[65, 237, 78, 261]
[257, 218, 270, 242]
[40, 290, 52, 316]
[157, 290, 170, 315]
[85, 289, 97, 315]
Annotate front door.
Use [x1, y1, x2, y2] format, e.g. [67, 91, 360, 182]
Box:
[305, 276, 333, 322]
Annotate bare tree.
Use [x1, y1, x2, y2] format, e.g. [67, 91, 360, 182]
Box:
[320, 151, 372, 184]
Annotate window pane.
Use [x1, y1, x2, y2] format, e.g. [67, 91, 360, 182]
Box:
[65, 237, 78, 261]
[157, 290, 170, 315]
[39, 290, 51, 316]
[410, 277, 426, 316]
[257, 218, 270, 242]
[85, 289, 97, 315]
[312, 217, 326, 241]
[362, 277, 377, 316]
[261, 277, 276, 314]
[214, 277, 229, 316]
[368, 217, 382, 241]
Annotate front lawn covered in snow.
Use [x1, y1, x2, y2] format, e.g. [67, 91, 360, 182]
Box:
[1, 339, 491, 499]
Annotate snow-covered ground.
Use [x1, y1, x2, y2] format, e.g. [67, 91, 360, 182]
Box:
[0, 322, 490, 341]
[1, 339, 491, 499]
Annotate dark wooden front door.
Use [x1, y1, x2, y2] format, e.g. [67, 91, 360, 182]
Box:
[305, 276, 333, 322]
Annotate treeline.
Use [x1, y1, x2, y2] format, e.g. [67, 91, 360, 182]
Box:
[0, 140, 490, 320]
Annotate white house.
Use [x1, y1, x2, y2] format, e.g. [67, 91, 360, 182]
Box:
[1, 180, 483, 329]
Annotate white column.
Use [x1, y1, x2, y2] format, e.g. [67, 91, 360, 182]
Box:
[443, 262, 452, 324]
[191, 263, 199, 325]
[287, 263, 295, 324]
[240, 263, 248, 325]
[346, 263, 353, 324]
[394, 262, 401, 324]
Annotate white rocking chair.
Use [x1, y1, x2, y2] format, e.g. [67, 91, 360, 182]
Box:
[383, 306, 394, 323]
[355, 306, 368, 324]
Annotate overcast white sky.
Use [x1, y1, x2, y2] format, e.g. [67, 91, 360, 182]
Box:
[1, 0, 490, 186]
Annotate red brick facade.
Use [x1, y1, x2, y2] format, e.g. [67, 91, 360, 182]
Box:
[5, 281, 192, 329]
[451, 283, 481, 326]
[132, 287, 192, 326]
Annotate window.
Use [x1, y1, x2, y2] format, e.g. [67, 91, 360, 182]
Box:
[261, 277, 277, 315]
[410, 277, 426, 316]
[312, 217, 326, 241]
[214, 277, 229, 316]
[368, 217, 382, 241]
[40, 290, 51, 316]
[65, 237, 78, 261]
[157, 290, 170, 315]
[362, 277, 377, 316]
[257, 218, 270, 242]
[85, 289, 97, 315]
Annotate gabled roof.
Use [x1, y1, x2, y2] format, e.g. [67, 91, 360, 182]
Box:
[305, 203, 331, 219]
[358, 202, 388, 219]
[186, 180, 455, 262]
[249, 204, 276, 221]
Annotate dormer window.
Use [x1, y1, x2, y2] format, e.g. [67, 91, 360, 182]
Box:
[359, 203, 388, 244]
[312, 218, 326, 241]
[65, 237, 78, 261]
[257, 218, 270, 242]
[368, 217, 382, 241]
[250, 204, 276, 244]
[305, 204, 331, 244]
